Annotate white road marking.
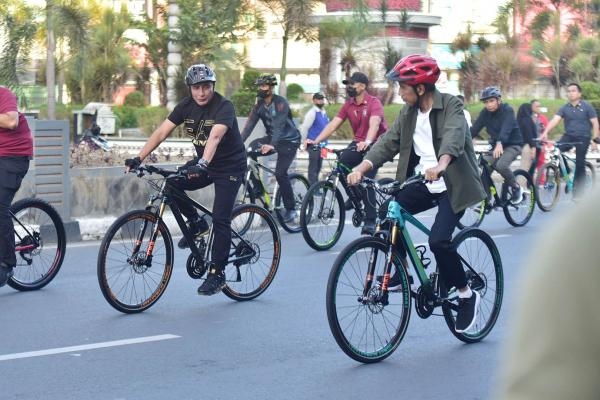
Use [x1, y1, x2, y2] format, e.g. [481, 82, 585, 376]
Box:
[0, 334, 180, 362]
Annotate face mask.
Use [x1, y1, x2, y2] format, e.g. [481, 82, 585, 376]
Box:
[316, 103, 324, 109]
[257, 89, 269, 98]
[346, 87, 358, 98]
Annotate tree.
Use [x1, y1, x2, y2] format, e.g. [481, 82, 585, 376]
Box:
[258, 0, 321, 97]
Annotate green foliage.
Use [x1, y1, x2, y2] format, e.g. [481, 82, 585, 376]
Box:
[580, 81, 600, 100]
[124, 91, 145, 107]
[286, 83, 304, 101]
[112, 106, 138, 129]
[231, 91, 257, 117]
[137, 107, 169, 136]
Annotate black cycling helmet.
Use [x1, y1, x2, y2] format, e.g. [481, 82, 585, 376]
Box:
[255, 74, 278, 86]
[479, 86, 501, 101]
[185, 64, 216, 86]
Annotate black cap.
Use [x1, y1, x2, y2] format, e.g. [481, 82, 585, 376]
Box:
[342, 72, 369, 86]
[313, 92, 325, 100]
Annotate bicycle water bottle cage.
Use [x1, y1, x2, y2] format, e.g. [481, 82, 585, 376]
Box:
[415, 245, 431, 269]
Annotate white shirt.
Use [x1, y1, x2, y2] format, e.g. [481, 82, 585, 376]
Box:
[414, 108, 447, 193]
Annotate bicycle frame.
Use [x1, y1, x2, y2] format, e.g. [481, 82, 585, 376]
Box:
[243, 156, 280, 210]
[12, 211, 38, 259]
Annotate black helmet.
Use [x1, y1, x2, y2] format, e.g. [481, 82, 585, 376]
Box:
[255, 74, 278, 86]
[185, 64, 216, 86]
[479, 86, 501, 101]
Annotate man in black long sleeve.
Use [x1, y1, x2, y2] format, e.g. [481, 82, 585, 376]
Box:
[470, 86, 524, 203]
[240, 74, 301, 223]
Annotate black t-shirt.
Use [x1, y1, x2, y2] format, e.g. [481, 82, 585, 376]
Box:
[168, 92, 246, 173]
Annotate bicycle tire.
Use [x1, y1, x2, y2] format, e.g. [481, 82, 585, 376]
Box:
[442, 228, 503, 343]
[584, 161, 595, 191]
[97, 210, 174, 313]
[222, 204, 281, 301]
[299, 181, 345, 251]
[502, 169, 535, 227]
[326, 236, 411, 363]
[275, 173, 309, 233]
[8, 198, 66, 291]
[457, 199, 485, 229]
[535, 163, 560, 212]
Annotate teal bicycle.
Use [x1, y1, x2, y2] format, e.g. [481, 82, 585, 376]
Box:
[326, 176, 503, 363]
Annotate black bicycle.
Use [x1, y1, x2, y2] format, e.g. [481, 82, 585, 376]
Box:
[326, 176, 503, 363]
[235, 146, 309, 233]
[299, 145, 392, 251]
[8, 198, 66, 291]
[97, 164, 281, 313]
[459, 151, 535, 228]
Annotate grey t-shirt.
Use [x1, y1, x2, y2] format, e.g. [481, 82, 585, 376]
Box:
[556, 100, 597, 138]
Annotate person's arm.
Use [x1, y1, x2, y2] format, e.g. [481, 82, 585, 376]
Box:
[356, 115, 382, 152]
[311, 116, 344, 145]
[299, 107, 316, 147]
[590, 117, 599, 151]
[201, 124, 228, 163]
[0, 90, 19, 129]
[0, 110, 18, 130]
[240, 103, 260, 142]
[137, 119, 177, 161]
[540, 115, 562, 140]
[470, 111, 485, 139]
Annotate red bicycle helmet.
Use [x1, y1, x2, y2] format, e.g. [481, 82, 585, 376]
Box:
[386, 54, 440, 85]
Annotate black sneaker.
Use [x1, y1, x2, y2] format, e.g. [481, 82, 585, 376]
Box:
[178, 217, 210, 249]
[455, 290, 480, 333]
[197, 268, 226, 296]
[361, 219, 375, 235]
[0, 265, 14, 288]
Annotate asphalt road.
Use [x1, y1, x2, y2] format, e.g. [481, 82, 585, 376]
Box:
[0, 199, 574, 400]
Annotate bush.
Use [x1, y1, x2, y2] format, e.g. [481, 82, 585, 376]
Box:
[231, 90, 256, 117]
[286, 83, 304, 100]
[112, 106, 138, 129]
[580, 81, 600, 100]
[137, 107, 169, 136]
[124, 91, 145, 107]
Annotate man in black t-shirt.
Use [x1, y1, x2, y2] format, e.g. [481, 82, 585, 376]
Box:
[125, 64, 246, 296]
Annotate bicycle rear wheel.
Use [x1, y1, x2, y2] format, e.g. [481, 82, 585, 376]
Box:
[8, 198, 66, 291]
[326, 236, 411, 363]
[299, 181, 345, 251]
[457, 199, 485, 229]
[97, 210, 174, 313]
[535, 163, 560, 212]
[275, 173, 309, 233]
[583, 161, 596, 192]
[503, 169, 535, 227]
[222, 204, 281, 301]
[442, 228, 503, 343]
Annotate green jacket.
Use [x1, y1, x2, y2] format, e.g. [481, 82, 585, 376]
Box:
[365, 89, 485, 213]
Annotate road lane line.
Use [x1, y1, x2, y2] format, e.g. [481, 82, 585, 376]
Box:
[0, 334, 180, 362]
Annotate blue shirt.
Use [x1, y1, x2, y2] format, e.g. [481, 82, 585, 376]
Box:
[557, 100, 597, 138]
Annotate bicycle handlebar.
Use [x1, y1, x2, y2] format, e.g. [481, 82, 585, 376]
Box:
[361, 174, 426, 195]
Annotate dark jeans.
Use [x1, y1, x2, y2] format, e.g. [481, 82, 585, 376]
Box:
[338, 142, 378, 221]
[173, 160, 244, 269]
[0, 156, 30, 268]
[379, 183, 468, 290]
[558, 134, 590, 198]
[306, 144, 323, 186]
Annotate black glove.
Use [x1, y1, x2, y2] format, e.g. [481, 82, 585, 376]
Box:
[184, 159, 208, 179]
[125, 156, 141, 169]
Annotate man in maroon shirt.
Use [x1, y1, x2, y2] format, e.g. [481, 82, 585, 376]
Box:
[309, 72, 388, 234]
[0, 86, 34, 287]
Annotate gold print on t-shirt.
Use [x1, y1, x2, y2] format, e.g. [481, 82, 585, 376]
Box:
[185, 119, 216, 147]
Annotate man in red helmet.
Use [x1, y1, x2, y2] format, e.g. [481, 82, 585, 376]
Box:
[347, 54, 486, 333]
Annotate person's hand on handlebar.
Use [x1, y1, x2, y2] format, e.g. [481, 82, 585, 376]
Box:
[347, 170, 363, 186]
[260, 144, 275, 154]
[124, 156, 141, 173]
[355, 141, 371, 152]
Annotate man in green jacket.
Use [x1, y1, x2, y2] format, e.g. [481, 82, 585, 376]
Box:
[347, 54, 486, 333]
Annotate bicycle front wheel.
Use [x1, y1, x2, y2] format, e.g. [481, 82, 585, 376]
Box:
[222, 204, 281, 301]
[326, 236, 411, 363]
[8, 198, 66, 291]
[275, 173, 309, 233]
[299, 181, 345, 251]
[535, 163, 560, 212]
[97, 210, 174, 313]
[503, 169, 535, 227]
[442, 228, 503, 343]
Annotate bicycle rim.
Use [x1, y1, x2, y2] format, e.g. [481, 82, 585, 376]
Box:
[535, 163, 560, 212]
[9, 199, 66, 291]
[457, 199, 485, 229]
[442, 228, 503, 343]
[503, 170, 535, 227]
[222, 204, 281, 301]
[326, 237, 411, 363]
[300, 181, 345, 251]
[97, 210, 174, 313]
[275, 173, 309, 233]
